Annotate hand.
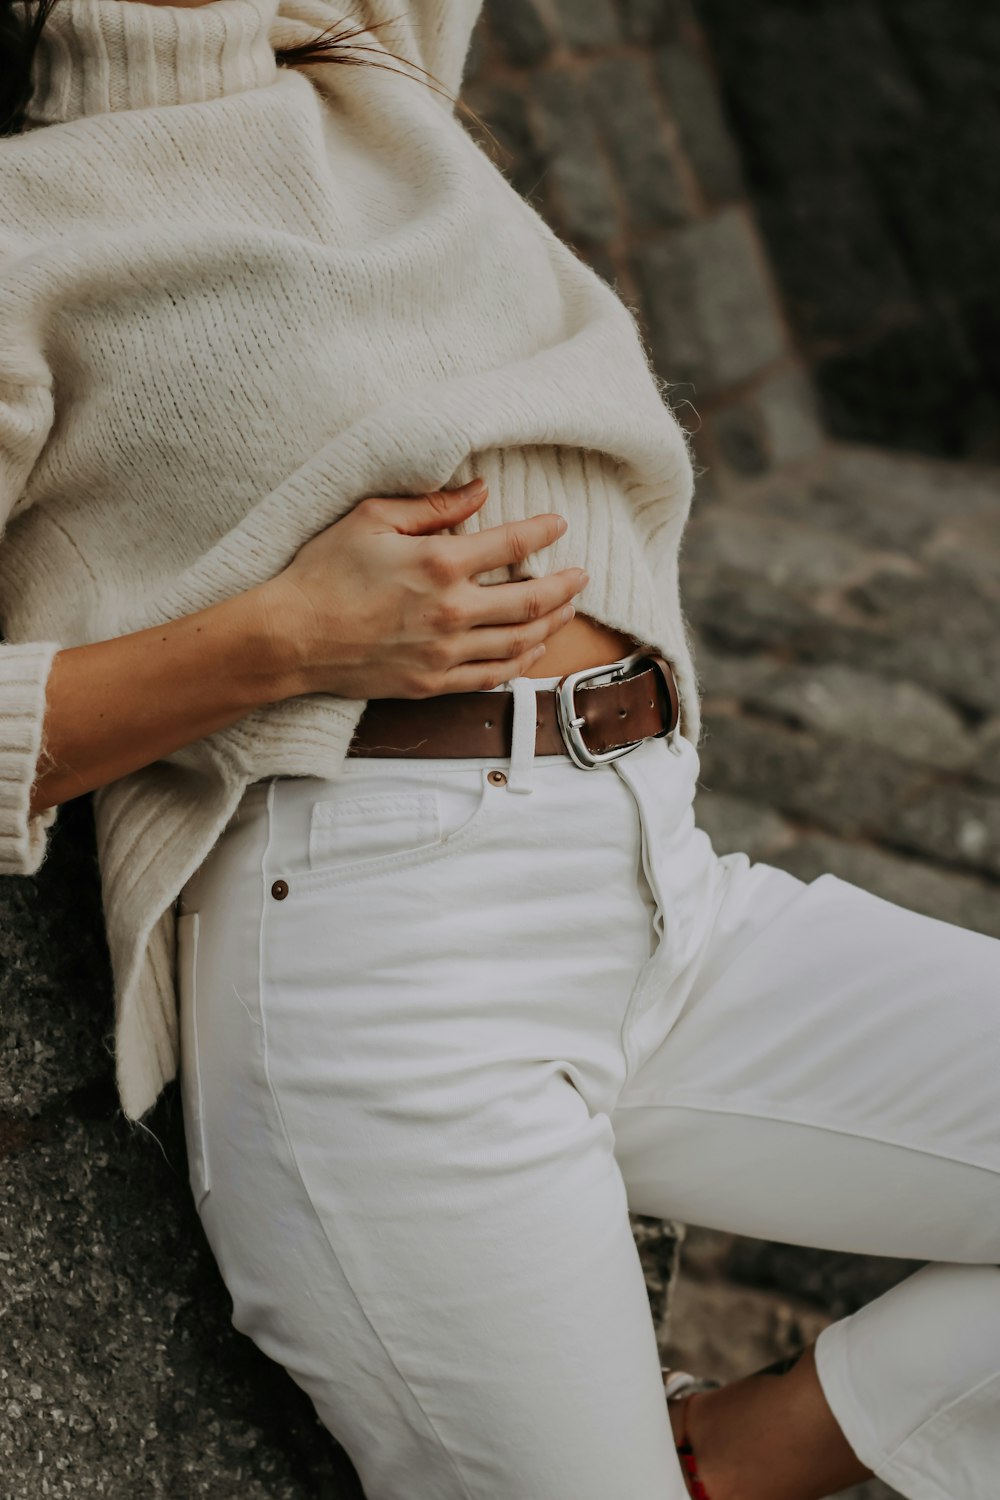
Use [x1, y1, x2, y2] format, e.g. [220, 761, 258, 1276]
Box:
[255, 478, 589, 699]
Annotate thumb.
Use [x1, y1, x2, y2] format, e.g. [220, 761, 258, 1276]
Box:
[387, 478, 488, 536]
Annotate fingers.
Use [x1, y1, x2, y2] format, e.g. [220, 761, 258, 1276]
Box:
[364, 478, 489, 536]
[446, 511, 569, 576]
[435, 645, 551, 695]
[456, 603, 577, 669]
[464, 568, 588, 626]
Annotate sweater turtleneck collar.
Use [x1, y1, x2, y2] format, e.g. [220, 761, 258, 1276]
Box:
[19, 0, 283, 129]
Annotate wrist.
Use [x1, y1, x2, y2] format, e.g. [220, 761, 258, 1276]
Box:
[217, 583, 311, 706]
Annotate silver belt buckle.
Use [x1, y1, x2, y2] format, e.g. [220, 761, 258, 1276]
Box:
[555, 650, 664, 770]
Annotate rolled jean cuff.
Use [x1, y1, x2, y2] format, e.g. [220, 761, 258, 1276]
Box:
[814, 1316, 948, 1500]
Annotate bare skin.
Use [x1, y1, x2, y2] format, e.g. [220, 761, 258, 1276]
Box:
[666, 1345, 874, 1500]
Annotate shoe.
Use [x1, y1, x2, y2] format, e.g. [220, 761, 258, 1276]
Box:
[661, 1366, 723, 1402]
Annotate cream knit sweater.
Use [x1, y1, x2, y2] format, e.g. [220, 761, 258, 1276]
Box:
[0, 0, 700, 1121]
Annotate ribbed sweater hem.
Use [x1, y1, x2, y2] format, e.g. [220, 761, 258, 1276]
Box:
[0, 639, 62, 876]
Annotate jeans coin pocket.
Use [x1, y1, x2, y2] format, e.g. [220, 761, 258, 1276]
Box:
[308, 790, 442, 876]
[176, 910, 212, 1211]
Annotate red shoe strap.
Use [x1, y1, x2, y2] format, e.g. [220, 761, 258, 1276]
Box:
[675, 1393, 714, 1500]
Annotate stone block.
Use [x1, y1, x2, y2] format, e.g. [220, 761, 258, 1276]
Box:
[885, 782, 1000, 880]
[693, 788, 794, 861]
[463, 80, 550, 205]
[726, 1238, 921, 1324]
[631, 1215, 686, 1351]
[815, 308, 988, 461]
[746, 661, 976, 772]
[790, 616, 1000, 725]
[925, 512, 1000, 601]
[680, 569, 821, 653]
[531, 71, 621, 245]
[695, 0, 1000, 461]
[709, 402, 769, 478]
[483, 0, 552, 68]
[686, 640, 781, 702]
[771, 831, 1000, 941]
[682, 509, 871, 591]
[753, 367, 825, 464]
[550, 0, 619, 49]
[0, 797, 112, 1117]
[843, 569, 1000, 718]
[753, 446, 961, 553]
[587, 56, 690, 230]
[619, 0, 690, 44]
[971, 718, 1000, 788]
[653, 42, 743, 203]
[696, 714, 925, 844]
[462, 7, 489, 83]
[632, 208, 786, 395]
[0, 1103, 356, 1498]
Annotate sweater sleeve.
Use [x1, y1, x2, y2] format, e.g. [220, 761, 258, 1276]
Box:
[0, 380, 62, 877]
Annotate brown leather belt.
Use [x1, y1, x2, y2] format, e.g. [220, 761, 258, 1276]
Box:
[347, 651, 680, 770]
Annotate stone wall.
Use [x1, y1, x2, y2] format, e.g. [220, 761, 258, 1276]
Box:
[695, 0, 1000, 461]
[465, 0, 823, 490]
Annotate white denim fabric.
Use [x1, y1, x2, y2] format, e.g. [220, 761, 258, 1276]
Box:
[176, 671, 1000, 1500]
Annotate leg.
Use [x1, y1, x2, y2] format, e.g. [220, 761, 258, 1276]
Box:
[668, 1342, 873, 1500]
[605, 777, 1000, 1500]
[179, 751, 701, 1500]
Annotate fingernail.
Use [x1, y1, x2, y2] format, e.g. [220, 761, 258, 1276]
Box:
[464, 477, 487, 492]
[577, 570, 590, 584]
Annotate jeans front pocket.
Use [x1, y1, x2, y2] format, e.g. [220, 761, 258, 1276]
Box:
[309, 790, 441, 876]
[176, 910, 212, 1210]
[269, 765, 503, 896]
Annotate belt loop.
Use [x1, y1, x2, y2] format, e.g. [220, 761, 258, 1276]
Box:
[506, 676, 538, 795]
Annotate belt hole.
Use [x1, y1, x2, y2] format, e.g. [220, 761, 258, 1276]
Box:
[619, 707, 628, 717]
[484, 718, 493, 728]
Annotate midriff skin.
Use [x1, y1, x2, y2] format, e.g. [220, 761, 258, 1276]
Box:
[521, 610, 641, 678]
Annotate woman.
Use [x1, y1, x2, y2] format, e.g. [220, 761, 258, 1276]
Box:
[0, 0, 996, 1495]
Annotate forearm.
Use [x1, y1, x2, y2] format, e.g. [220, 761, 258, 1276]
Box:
[29, 587, 299, 816]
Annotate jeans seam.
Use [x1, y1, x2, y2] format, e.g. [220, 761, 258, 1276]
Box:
[255, 778, 478, 1500]
[612, 1093, 1000, 1177]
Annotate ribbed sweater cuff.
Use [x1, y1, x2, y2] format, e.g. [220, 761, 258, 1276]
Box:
[0, 641, 61, 876]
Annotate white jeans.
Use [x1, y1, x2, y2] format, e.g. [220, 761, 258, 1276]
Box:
[177, 672, 1000, 1500]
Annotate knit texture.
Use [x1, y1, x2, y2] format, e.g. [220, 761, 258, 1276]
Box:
[1, 0, 700, 1120]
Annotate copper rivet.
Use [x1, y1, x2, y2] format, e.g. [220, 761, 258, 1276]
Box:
[271, 879, 289, 901]
[488, 770, 507, 786]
